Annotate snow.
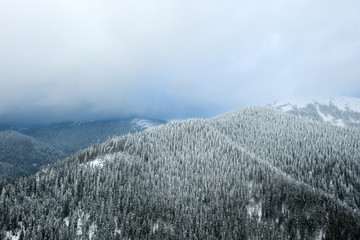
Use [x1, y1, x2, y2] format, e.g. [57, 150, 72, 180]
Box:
[89, 158, 104, 168]
[64, 217, 69, 227]
[280, 104, 294, 112]
[334, 119, 345, 127]
[152, 223, 159, 233]
[272, 96, 360, 113]
[115, 228, 121, 235]
[77, 217, 83, 236]
[5, 231, 21, 240]
[131, 118, 157, 130]
[272, 98, 311, 109]
[316, 105, 333, 122]
[270, 96, 360, 127]
[87, 153, 116, 168]
[71, 120, 89, 126]
[322, 96, 360, 112]
[349, 116, 360, 124]
[247, 200, 262, 222]
[315, 228, 325, 240]
[89, 222, 97, 240]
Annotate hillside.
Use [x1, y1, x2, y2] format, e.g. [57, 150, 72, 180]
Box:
[0, 118, 166, 180]
[0, 131, 65, 180]
[269, 96, 360, 127]
[18, 118, 166, 155]
[0, 107, 359, 239]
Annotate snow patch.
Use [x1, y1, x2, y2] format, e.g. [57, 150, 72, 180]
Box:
[115, 228, 121, 235]
[280, 104, 295, 112]
[281, 203, 287, 214]
[316, 106, 333, 122]
[272, 98, 311, 109]
[315, 228, 325, 240]
[64, 217, 69, 227]
[77, 217, 83, 236]
[247, 200, 262, 222]
[323, 96, 360, 112]
[270, 96, 360, 127]
[89, 158, 104, 168]
[272, 96, 360, 113]
[86, 153, 116, 168]
[349, 117, 360, 124]
[131, 118, 157, 130]
[5, 230, 21, 240]
[71, 120, 89, 126]
[152, 223, 159, 233]
[150, 219, 174, 235]
[89, 222, 97, 240]
[334, 119, 345, 127]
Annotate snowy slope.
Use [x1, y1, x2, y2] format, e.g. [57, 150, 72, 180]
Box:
[0, 117, 166, 180]
[2, 107, 360, 239]
[130, 118, 162, 130]
[10, 117, 166, 155]
[268, 96, 360, 127]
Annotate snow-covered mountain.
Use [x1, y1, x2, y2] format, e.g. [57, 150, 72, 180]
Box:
[130, 118, 163, 131]
[1, 107, 359, 239]
[16, 117, 166, 155]
[0, 117, 166, 180]
[268, 96, 360, 127]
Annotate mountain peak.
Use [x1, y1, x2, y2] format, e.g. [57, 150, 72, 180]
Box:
[268, 96, 360, 127]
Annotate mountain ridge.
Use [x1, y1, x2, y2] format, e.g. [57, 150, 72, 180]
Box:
[0, 130, 66, 180]
[0, 117, 166, 180]
[1, 106, 359, 239]
[268, 96, 360, 127]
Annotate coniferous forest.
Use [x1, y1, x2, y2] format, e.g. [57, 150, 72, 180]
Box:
[1, 107, 360, 239]
[0, 118, 165, 180]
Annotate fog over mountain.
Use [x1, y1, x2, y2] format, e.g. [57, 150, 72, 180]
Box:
[1, 0, 360, 124]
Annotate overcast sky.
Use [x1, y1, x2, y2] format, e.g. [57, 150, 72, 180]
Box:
[1, 0, 359, 124]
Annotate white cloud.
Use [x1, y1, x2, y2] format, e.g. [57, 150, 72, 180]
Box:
[0, 0, 359, 123]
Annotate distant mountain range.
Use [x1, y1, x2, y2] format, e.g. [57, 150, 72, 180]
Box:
[1, 107, 359, 239]
[0, 117, 166, 180]
[268, 96, 360, 127]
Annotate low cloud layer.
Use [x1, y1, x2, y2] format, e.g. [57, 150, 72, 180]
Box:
[1, 0, 359, 124]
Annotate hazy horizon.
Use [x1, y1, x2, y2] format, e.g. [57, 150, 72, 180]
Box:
[1, 0, 360, 124]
